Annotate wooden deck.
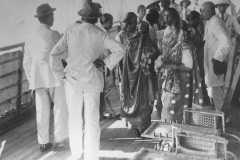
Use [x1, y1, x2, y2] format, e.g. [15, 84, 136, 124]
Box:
[0, 109, 159, 160]
[1, 107, 240, 160]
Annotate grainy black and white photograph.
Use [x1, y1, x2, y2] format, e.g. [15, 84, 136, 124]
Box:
[0, 0, 240, 159]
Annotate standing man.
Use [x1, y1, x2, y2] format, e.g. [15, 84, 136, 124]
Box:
[23, 3, 68, 152]
[49, 2, 125, 160]
[215, 0, 240, 38]
[201, 2, 231, 113]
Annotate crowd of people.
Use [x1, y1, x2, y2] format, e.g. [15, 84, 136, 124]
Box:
[23, 0, 240, 159]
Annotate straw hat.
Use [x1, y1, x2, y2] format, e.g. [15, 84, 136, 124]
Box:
[78, 2, 102, 19]
[180, 0, 191, 7]
[34, 3, 56, 18]
[146, 0, 161, 9]
[215, 0, 230, 6]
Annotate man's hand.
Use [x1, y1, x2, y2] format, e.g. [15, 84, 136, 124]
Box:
[94, 59, 105, 68]
[93, 59, 105, 72]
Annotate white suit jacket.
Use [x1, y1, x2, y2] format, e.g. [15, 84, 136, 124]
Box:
[49, 22, 125, 92]
[23, 24, 63, 90]
[204, 15, 232, 88]
[216, 12, 240, 37]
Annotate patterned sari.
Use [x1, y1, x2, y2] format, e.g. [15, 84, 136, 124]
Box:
[157, 27, 204, 123]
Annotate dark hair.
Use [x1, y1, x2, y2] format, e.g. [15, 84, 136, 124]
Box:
[99, 13, 113, 24]
[187, 11, 201, 28]
[146, 9, 159, 26]
[166, 8, 180, 20]
[137, 5, 145, 13]
[189, 11, 200, 20]
[122, 12, 137, 25]
[166, 8, 181, 31]
[161, 0, 171, 8]
[82, 17, 98, 24]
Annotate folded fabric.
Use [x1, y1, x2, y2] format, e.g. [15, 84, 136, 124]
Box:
[211, 58, 227, 75]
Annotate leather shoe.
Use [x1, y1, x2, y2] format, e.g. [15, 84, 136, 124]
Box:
[40, 143, 52, 152]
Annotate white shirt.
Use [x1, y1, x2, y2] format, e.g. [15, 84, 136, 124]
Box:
[23, 24, 62, 90]
[216, 12, 240, 37]
[49, 22, 125, 92]
[204, 15, 231, 87]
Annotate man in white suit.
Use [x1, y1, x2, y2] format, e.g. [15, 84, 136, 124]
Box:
[49, 2, 125, 160]
[215, 0, 240, 38]
[201, 2, 231, 112]
[23, 4, 68, 152]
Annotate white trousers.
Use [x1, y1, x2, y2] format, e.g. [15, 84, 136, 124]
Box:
[65, 81, 101, 160]
[207, 86, 224, 111]
[35, 84, 68, 144]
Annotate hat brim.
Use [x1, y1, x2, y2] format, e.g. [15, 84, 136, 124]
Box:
[78, 11, 102, 19]
[215, 3, 230, 7]
[180, 0, 191, 7]
[34, 8, 56, 18]
[80, 15, 102, 19]
[146, 0, 161, 9]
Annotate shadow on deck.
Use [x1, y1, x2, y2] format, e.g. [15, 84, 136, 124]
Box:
[0, 107, 240, 160]
[0, 110, 158, 160]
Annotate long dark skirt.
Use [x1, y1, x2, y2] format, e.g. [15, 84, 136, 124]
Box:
[121, 73, 153, 133]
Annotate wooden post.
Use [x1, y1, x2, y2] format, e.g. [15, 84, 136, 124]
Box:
[0, 140, 6, 157]
[222, 38, 237, 114]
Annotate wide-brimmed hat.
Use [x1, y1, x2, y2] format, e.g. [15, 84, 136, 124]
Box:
[215, 0, 230, 6]
[34, 3, 56, 18]
[180, 0, 191, 7]
[146, 0, 161, 9]
[78, 2, 102, 19]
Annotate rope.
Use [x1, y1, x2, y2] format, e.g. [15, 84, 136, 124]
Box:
[227, 151, 238, 160]
[222, 133, 240, 143]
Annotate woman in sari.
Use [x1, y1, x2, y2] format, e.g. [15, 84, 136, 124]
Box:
[155, 8, 204, 122]
[121, 21, 160, 136]
[115, 12, 138, 101]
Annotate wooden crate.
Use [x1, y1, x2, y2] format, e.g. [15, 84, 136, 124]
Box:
[131, 148, 220, 160]
[0, 43, 35, 133]
[175, 133, 228, 160]
[183, 108, 225, 133]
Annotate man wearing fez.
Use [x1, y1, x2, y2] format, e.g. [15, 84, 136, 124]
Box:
[23, 4, 68, 152]
[49, 2, 125, 160]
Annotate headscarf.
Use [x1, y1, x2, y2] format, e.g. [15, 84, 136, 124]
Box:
[121, 12, 137, 31]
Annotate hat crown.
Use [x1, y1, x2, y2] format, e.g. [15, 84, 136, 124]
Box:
[78, 2, 102, 18]
[37, 3, 53, 15]
[215, 0, 230, 5]
[180, 0, 191, 6]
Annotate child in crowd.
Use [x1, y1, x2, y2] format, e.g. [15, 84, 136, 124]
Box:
[137, 5, 146, 24]
[180, 0, 191, 22]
